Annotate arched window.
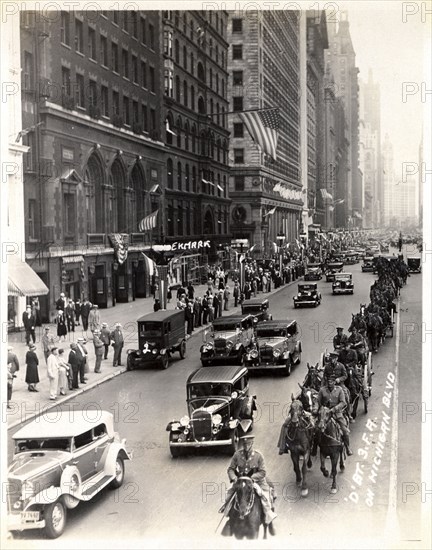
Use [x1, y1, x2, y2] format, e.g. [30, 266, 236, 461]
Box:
[216, 73, 219, 94]
[217, 173, 221, 197]
[185, 163, 190, 191]
[176, 116, 182, 148]
[191, 124, 196, 153]
[174, 39, 179, 63]
[192, 165, 197, 192]
[165, 112, 174, 145]
[217, 138, 221, 162]
[223, 139, 227, 163]
[216, 103, 220, 126]
[223, 175, 227, 198]
[209, 39, 213, 58]
[175, 75, 181, 102]
[221, 78, 225, 98]
[183, 80, 188, 107]
[131, 163, 146, 230]
[177, 162, 182, 190]
[210, 98, 214, 119]
[197, 62, 205, 82]
[190, 52, 194, 75]
[84, 153, 105, 233]
[183, 45, 187, 69]
[167, 158, 173, 189]
[190, 85, 195, 110]
[184, 122, 189, 151]
[198, 96, 206, 114]
[110, 158, 126, 232]
[215, 44, 219, 64]
[200, 131, 206, 156]
[221, 106, 225, 128]
[209, 67, 213, 89]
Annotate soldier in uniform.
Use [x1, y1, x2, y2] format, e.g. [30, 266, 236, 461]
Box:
[220, 435, 276, 536]
[338, 340, 358, 369]
[333, 326, 348, 351]
[348, 326, 367, 366]
[317, 376, 353, 455]
[321, 355, 353, 422]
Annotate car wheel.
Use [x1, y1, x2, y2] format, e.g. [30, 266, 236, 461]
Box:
[283, 357, 292, 377]
[109, 456, 125, 489]
[44, 499, 67, 539]
[126, 355, 134, 371]
[170, 445, 184, 458]
[201, 358, 210, 367]
[160, 354, 169, 369]
[179, 340, 186, 359]
[226, 428, 239, 455]
[296, 351, 302, 365]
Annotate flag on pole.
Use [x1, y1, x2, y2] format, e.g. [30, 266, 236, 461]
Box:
[139, 209, 159, 232]
[165, 119, 177, 136]
[141, 252, 156, 277]
[239, 108, 279, 160]
[264, 206, 277, 217]
[248, 244, 256, 253]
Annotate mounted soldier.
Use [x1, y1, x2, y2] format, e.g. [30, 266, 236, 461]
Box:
[333, 326, 348, 351]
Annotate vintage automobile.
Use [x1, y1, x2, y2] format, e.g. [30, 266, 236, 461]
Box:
[344, 251, 358, 265]
[166, 365, 256, 456]
[325, 261, 344, 282]
[126, 309, 186, 370]
[304, 263, 323, 281]
[245, 320, 302, 376]
[7, 411, 130, 538]
[241, 298, 273, 322]
[407, 256, 421, 273]
[361, 256, 375, 272]
[293, 283, 322, 308]
[332, 272, 354, 295]
[200, 314, 255, 366]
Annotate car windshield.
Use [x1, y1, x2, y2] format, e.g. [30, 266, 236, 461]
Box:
[15, 438, 72, 452]
[299, 285, 315, 291]
[188, 383, 232, 399]
[213, 323, 239, 332]
[256, 328, 286, 338]
[140, 322, 162, 337]
[242, 305, 261, 312]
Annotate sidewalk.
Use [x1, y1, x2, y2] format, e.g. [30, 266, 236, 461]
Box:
[6, 279, 297, 430]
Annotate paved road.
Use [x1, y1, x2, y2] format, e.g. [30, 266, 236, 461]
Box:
[7, 262, 426, 549]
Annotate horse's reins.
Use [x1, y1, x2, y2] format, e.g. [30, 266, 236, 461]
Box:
[321, 416, 344, 445]
[233, 478, 255, 519]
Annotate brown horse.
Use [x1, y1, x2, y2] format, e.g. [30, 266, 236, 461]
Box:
[316, 406, 345, 494]
[226, 476, 267, 540]
[278, 397, 314, 497]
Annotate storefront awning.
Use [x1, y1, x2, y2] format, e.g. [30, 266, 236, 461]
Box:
[62, 255, 84, 264]
[7, 255, 49, 297]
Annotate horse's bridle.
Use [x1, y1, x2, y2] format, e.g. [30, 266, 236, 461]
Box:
[233, 477, 255, 519]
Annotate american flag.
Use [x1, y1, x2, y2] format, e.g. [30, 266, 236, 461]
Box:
[139, 209, 159, 232]
[109, 234, 129, 265]
[239, 108, 279, 160]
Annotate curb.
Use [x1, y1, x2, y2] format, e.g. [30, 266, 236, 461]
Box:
[7, 278, 299, 431]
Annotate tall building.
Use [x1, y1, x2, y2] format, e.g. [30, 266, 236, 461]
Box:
[227, 10, 303, 254]
[326, 11, 361, 228]
[382, 133, 395, 226]
[359, 117, 378, 228]
[359, 70, 382, 227]
[161, 10, 231, 281]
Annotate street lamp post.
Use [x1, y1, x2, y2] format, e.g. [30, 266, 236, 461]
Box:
[276, 232, 285, 275]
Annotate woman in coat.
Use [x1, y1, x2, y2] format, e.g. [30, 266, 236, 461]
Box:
[56, 310, 67, 341]
[25, 343, 40, 392]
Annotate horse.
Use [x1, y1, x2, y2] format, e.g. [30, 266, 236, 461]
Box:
[349, 312, 368, 337]
[302, 362, 323, 392]
[345, 364, 368, 417]
[316, 406, 345, 494]
[226, 476, 267, 540]
[365, 311, 383, 352]
[278, 396, 314, 497]
[298, 383, 319, 415]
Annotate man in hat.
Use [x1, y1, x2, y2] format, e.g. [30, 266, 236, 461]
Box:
[333, 326, 348, 351]
[56, 292, 67, 312]
[41, 326, 55, 364]
[47, 347, 59, 400]
[88, 304, 101, 334]
[76, 337, 88, 383]
[347, 326, 367, 366]
[7, 346, 20, 408]
[68, 343, 80, 389]
[22, 305, 36, 345]
[317, 375, 353, 455]
[65, 298, 76, 332]
[80, 298, 91, 332]
[220, 434, 277, 536]
[93, 329, 104, 373]
[100, 322, 111, 360]
[110, 323, 124, 367]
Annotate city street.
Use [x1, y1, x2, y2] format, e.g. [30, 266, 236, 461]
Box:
[7, 261, 425, 549]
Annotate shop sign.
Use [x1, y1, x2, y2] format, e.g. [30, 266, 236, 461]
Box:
[153, 240, 211, 252]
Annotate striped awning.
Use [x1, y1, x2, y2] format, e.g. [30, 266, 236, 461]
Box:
[7, 255, 49, 297]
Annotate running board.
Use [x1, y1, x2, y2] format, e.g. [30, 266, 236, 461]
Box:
[81, 474, 113, 500]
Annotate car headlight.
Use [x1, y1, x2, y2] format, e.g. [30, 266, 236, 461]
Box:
[334, 282, 340, 286]
[152, 348, 158, 355]
[273, 349, 281, 357]
[226, 341, 233, 350]
[180, 415, 190, 427]
[213, 414, 222, 426]
[307, 292, 311, 296]
[204, 343, 214, 352]
[21, 480, 35, 499]
[250, 349, 259, 359]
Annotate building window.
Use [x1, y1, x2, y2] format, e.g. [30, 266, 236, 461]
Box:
[164, 30, 173, 56]
[183, 45, 187, 69]
[150, 108, 156, 132]
[184, 124, 189, 150]
[61, 66, 71, 95]
[76, 74, 85, 107]
[23, 132, 35, 171]
[233, 96, 243, 111]
[192, 125, 196, 152]
[176, 118, 182, 147]
[63, 193, 76, 236]
[233, 122, 244, 137]
[142, 104, 148, 131]
[190, 20, 194, 40]
[177, 203, 183, 236]
[190, 86, 195, 110]
[183, 80, 188, 107]
[149, 24, 154, 49]
[234, 149, 244, 163]
[209, 68, 213, 89]
[167, 158, 173, 188]
[192, 166, 197, 192]
[232, 44, 243, 60]
[221, 78, 225, 98]
[75, 19, 83, 53]
[164, 68, 173, 96]
[112, 42, 119, 72]
[216, 73, 219, 94]
[61, 12, 70, 45]
[122, 12, 128, 32]
[177, 162, 182, 190]
[197, 62, 205, 82]
[232, 19, 243, 32]
[175, 76, 181, 102]
[233, 70, 243, 86]
[234, 175, 245, 190]
[113, 11, 119, 25]
[28, 199, 37, 239]
[190, 52, 194, 75]
[23, 51, 34, 91]
[133, 100, 139, 123]
[123, 95, 130, 125]
[132, 55, 138, 83]
[174, 39, 179, 63]
[101, 85, 109, 116]
[141, 61, 147, 88]
[100, 35, 108, 66]
[122, 49, 129, 78]
[149, 66, 155, 92]
[131, 11, 138, 38]
[88, 27, 96, 60]
[89, 80, 97, 107]
[113, 90, 119, 115]
[141, 16, 146, 44]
